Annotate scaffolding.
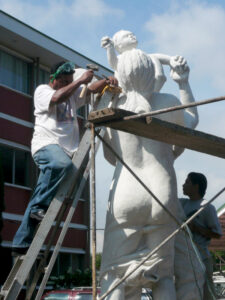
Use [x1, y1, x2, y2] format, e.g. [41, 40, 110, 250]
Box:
[87, 93, 225, 300]
[1, 89, 225, 300]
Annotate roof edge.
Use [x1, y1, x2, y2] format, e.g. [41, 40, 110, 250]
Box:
[0, 10, 112, 73]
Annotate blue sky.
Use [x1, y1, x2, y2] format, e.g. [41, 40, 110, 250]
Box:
[1, 0, 225, 251]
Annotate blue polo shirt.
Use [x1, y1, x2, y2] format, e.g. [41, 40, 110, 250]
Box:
[180, 198, 222, 259]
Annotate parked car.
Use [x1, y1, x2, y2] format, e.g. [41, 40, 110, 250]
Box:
[41, 287, 153, 299]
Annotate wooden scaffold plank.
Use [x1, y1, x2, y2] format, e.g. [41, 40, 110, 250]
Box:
[88, 108, 225, 159]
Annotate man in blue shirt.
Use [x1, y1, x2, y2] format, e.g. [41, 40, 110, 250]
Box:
[181, 172, 222, 300]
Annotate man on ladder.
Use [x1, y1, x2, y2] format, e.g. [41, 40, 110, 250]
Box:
[11, 61, 117, 256]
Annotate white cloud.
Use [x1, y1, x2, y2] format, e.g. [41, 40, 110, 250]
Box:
[0, 0, 124, 30]
[0, 0, 55, 28]
[0, 0, 124, 64]
[145, 1, 225, 92]
[71, 0, 124, 18]
[145, 0, 225, 214]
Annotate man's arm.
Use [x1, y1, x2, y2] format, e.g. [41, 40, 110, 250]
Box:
[189, 205, 222, 239]
[189, 221, 222, 239]
[87, 76, 118, 95]
[50, 70, 94, 105]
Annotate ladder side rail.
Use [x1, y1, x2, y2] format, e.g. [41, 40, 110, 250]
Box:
[0, 257, 23, 297]
[35, 130, 104, 300]
[27, 158, 88, 300]
[25, 199, 71, 300]
[3, 129, 92, 300]
[91, 124, 97, 300]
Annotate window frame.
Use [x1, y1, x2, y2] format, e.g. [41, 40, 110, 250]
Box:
[0, 142, 32, 188]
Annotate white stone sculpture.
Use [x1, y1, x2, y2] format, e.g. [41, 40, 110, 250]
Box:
[99, 30, 204, 300]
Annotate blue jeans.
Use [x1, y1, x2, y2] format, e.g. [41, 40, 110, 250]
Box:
[12, 144, 74, 248]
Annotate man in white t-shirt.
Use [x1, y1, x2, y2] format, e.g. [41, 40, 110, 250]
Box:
[180, 172, 222, 300]
[12, 61, 117, 256]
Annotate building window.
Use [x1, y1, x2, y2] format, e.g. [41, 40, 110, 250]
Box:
[0, 50, 32, 94]
[34, 68, 50, 87]
[51, 253, 84, 276]
[39, 69, 50, 84]
[0, 145, 31, 187]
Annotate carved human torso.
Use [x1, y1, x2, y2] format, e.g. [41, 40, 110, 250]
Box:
[99, 90, 182, 290]
[106, 92, 184, 227]
[97, 49, 185, 228]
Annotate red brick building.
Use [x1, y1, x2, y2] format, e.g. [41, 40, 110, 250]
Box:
[210, 205, 225, 251]
[0, 10, 112, 285]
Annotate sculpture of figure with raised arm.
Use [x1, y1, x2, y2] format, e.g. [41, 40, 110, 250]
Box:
[101, 30, 187, 94]
[99, 30, 204, 300]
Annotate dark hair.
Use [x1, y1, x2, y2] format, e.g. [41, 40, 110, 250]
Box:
[188, 172, 207, 198]
[50, 61, 75, 79]
[51, 61, 66, 74]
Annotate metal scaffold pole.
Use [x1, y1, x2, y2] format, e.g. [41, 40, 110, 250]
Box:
[91, 123, 97, 300]
[123, 95, 225, 121]
[98, 187, 225, 300]
[93, 129, 225, 300]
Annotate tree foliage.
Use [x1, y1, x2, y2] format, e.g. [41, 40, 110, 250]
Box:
[48, 268, 92, 289]
[211, 250, 225, 272]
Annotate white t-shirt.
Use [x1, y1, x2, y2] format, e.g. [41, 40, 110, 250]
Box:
[31, 84, 86, 157]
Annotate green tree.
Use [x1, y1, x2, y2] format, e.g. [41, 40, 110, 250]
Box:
[211, 250, 225, 272]
[48, 268, 92, 289]
[96, 253, 102, 271]
[90, 253, 102, 271]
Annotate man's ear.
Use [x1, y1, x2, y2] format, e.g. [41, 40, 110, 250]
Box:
[194, 183, 200, 192]
[50, 75, 54, 83]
